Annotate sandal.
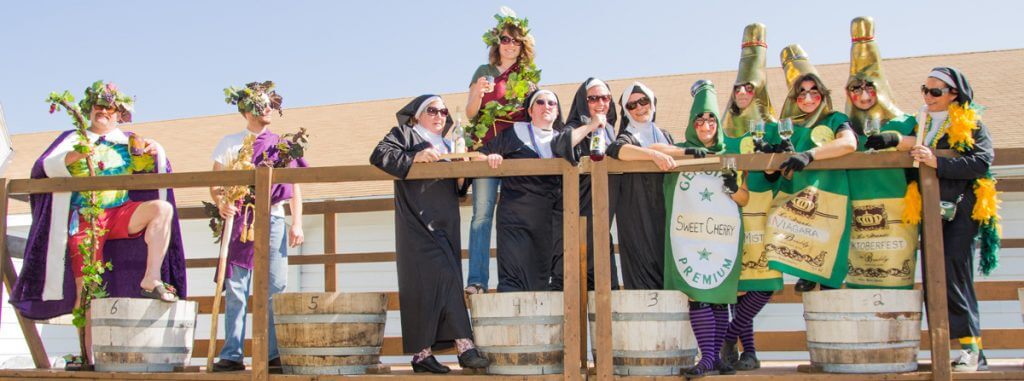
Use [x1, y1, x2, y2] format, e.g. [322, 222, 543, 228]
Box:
[141, 283, 179, 302]
[464, 284, 485, 295]
[63, 354, 85, 371]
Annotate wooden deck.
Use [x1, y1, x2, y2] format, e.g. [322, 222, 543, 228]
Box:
[2, 360, 1022, 380]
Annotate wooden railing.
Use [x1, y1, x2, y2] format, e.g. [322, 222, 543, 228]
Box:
[1, 149, 1023, 381]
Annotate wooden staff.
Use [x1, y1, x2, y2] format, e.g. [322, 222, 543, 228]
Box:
[206, 213, 234, 371]
[914, 105, 928, 168]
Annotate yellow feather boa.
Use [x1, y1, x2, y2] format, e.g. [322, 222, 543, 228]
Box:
[946, 102, 978, 150]
[902, 181, 922, 225]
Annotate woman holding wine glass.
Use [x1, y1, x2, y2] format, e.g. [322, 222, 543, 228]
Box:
[764, 44, 857, 293]
[842, 17, 921, 291]
[463, 6, 541, 295]
[551, 77, 620, 291]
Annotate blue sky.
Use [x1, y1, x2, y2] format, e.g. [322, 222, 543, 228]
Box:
[1, 1, 1020, 134]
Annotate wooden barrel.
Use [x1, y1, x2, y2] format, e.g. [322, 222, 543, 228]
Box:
[469, 292, 564, 375]
[587, 290, 696, 376]
[803, 289, 922, 373]
[90, 298, 197, 372]
[273, 292, 388, 375]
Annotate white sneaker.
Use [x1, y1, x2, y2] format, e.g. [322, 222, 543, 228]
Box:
[951, 349, 986, 372]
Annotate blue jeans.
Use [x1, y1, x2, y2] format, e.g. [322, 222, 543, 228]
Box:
[219, 215, 289, 362]
[467, 177, 499, 288]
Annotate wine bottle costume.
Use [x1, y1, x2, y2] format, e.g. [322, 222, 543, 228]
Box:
[764, 45, 854, 289]
[606, 82, 675, 290]
[844, 17, 919, 289]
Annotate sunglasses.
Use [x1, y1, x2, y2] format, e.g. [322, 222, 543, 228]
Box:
[425, 106, 449, 117]
[534, 99, 558, 107]
[694, 117, 717, 126]
[499, 36, 522, 46]
[848, 84, 876, 95]
[733, 84, 754, 94]
[586, 95, 611, 104]
[624, 97, 651, 111]
[93, 104, 116, 112]
[921, 85, 951, 97]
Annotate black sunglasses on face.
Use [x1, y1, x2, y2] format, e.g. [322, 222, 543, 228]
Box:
[499, 36, 522, 46]
[534, 99, 558, 107]
[921, 85, 952, 97]
[587, 95, 611, 103]
[625, 97, 651, 111]
[425, 107, 449, 117]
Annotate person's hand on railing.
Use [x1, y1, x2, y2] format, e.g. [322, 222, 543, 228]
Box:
[413, 148, 442, 163]
[865, 132, 902, 151]
[485, 154, 504, 169]
[779, 151, 814, 177]
[648, 150, 677, 171]
[911, 145, 937, 168]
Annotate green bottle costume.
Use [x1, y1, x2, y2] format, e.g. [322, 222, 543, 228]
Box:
[844, 17, 919, 289]
[664, 81, 743, 304]
[764, 45, 853, 289]
[721, 23, 783, 292]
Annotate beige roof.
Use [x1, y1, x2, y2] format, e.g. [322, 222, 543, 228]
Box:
[8, 48, 1022, 213]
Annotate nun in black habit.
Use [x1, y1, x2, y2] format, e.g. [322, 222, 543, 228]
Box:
[606, 82, 677, 289]
[369, 95, 489, 373]
[551, 78, 621, 291]
[478, 89, 565, 292]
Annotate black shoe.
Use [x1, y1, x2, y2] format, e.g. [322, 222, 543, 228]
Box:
[720, 339, 739, 366]
[412, 355, 450, 374]
[735, 351, 761, 371]
[716, 359, 736, 375]
[794, 279, 818, 292]
[458, 348, 490, 369]
[269, 357, 283, 374]
[684, 363, 711, 379]
[212, 359, 246, 372]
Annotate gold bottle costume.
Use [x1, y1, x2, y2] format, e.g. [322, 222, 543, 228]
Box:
[763, 45, 854, 288]
[844, 17, 919, 289]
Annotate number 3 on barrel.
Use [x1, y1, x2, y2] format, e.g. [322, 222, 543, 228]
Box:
[647, 292, 659, 307]
[308, 295, 319, 310]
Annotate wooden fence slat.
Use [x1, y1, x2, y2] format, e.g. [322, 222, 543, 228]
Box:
[0, 179, 50, 369]
[920, 166, 952, 381]
[562, 161, 583, 381]
[250, 167, 271, 381]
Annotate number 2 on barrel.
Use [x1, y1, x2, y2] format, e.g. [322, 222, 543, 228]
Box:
[308, 295, 319, 310]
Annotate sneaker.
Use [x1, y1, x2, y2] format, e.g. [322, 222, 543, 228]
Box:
[735, 351, 761, 371]
[212, 359, 246, 372]
[951, 348, 981, 372]
[720, 339, 739, 366]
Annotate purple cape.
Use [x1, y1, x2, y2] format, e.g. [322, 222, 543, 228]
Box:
[223, 130, 307, 278]
[9, 130, 188, 320]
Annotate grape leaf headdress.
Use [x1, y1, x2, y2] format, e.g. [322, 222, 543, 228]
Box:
[76, 80, 135, 123]
[482, 6, 529, 46]
[224, 81, 284, 117]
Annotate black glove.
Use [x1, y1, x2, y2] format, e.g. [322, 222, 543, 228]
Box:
[721, 170, 739, 194]
[684, 147, 708, 158]
[779, 152, 814, 176]
[776, 139, 795, 153]
[753, 139, 770, 153]
[865, 131, 902, 150]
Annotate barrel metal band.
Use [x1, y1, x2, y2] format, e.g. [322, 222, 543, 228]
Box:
[803, 311, 922, 321]
[93, 345, 191, 354]
[611, 348, 698, 358]
[275, 313, 386, 324]
[487, 364, 564, 375]
[278, 346, 381, 356]
[479, 344, 564, 354]
[807, 340, 920, 350]
[615, 365, 687, 376]
[471, 315, 563, 326]
[95, 363, 181, 372]
[281, 365, 370, 375]
[817, 362, 918, 373]
[90, 319, 195, 328]
[587, 312, 690, 322]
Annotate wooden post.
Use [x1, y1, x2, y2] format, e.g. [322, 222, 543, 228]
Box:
[561, 162, 582, 381]
[0, 180, 50, 369]
[918, 166, 951, 381]
[578, 216, 589, 369]
[251, 167, 272, 381]
[590, 160, 613, 381]
[323, 204, 337, 292]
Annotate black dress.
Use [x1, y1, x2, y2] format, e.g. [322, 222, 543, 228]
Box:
[606, 129, 675, 289]
[370, 125, 471, 352]
[478, 124, 564, 292]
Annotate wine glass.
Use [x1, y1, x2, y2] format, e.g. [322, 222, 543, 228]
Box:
[779, 118, 794, 141]
[864, 117, 881, 153]
[722, 156, 738, 173]
[753, 121, 766, 143]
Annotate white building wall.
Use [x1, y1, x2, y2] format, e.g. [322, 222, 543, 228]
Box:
[2, 196, 1023, 367]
